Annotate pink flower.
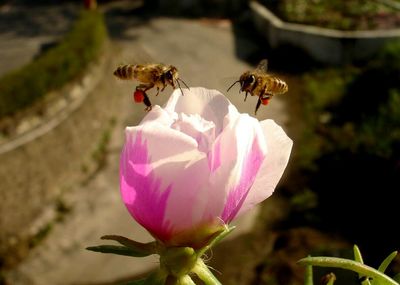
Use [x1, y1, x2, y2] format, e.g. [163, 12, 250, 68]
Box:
[120, 87, 292, 248]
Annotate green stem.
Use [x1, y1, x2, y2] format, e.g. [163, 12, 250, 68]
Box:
[177, 275, 196, 285]
[304, 263, 313, 285]
[193, 259, 221, 285]
[298, 257, 399, 285]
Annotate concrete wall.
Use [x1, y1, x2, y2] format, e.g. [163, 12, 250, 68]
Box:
[250, 1, 400, 64]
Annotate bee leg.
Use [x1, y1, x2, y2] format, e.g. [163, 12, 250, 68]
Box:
[255, 96, 262, 115]
[139, 83, 155, 94]
[244, 92, 248, 102]
[155, 87, 160, 96]
[143, 92, 152, 112]
[137, 84, 148, 90]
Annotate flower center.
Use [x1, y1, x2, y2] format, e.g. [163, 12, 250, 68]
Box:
[171, 113, 215, 153]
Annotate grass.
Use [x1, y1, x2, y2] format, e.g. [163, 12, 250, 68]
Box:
[261, 0, 400, 30]
[0, 9, 107, 119]
[91, 117, 116, 171]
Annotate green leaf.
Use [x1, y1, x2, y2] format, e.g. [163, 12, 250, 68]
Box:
[378, 251, 398, 273]
[101, 235, 158, 255]
[298, 257, 399, 285]
[86, 245, 150, 257]
[393, 273, 400, 283]
[354, 245, 371, 285]
[197, 226, 235, 257]
[353, 245, 364, 264]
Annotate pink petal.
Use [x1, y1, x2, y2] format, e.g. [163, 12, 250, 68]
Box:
[120, 131, 172, 241]
[237, 119, 293, 216]
[200, 113, 267, 223]
[221, 136, 266, 223]
[120, 124, 206, 241]
[219, 114, 267, 223]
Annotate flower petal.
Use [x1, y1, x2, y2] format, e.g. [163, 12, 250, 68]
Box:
[120, 124, 205, 241]
[120, 87, 292, 247]
[120, 130, 172, 241]
[196, 113, 267, 224]
[140, 105, 174, 127]
[237, 119, 293, 216]
[219, 114, 267, 223]
[164, 87, 238, 135]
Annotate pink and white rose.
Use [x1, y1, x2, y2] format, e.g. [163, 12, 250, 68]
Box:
[120, 87, 292, 248]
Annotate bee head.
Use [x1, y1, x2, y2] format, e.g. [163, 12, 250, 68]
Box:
[165, 66, 178, 88]
[240, 72, 256, 92]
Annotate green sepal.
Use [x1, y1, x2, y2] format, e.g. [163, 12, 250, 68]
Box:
[298, 257, 399, 285]
[197, 226, 235, 257]
[160, 247, 197, 277]
[86, 245, 150, 257]
[101, 235, 158, 255]
[378, 251, 398, 273]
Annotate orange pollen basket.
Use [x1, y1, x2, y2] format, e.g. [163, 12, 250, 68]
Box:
[133, 89, 145, 103]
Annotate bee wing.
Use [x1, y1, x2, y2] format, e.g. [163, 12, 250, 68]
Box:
[255, 59, 268, 73]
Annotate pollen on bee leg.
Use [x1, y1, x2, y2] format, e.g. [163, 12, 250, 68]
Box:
[133, 89, 145, 103]
[261, 98, 270, 105]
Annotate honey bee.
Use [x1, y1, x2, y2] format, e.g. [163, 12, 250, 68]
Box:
[227, 59, 288, 114]
[113, 63, 189, 111]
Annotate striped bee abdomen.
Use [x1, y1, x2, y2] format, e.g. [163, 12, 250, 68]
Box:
[113, 64, 135, 80]
[266, 76, 288, 95]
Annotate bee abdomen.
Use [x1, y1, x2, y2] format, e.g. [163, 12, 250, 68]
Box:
[267, 77, 288, 95]
[113, 64, 135, 80]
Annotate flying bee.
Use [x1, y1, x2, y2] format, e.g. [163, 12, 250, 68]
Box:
[227, 59, 288, 114]
[113, 63, 189, 111]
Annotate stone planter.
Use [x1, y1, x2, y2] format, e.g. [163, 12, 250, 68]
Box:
[250, 1, 400, 64]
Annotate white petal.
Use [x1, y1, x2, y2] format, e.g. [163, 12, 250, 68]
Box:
[237, 119, 293, 216]
[164, 87, 239, 135]
[140, 105, 174, 126]
[171, 113, 216, 153]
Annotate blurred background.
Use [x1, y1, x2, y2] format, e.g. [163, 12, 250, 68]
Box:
[0, 0, 399, 284]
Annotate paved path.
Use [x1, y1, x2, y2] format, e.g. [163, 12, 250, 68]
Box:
[0, 3, 79, 77]
[5, 7, 289, 284]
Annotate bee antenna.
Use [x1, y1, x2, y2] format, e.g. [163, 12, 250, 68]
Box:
[227, 80, 240, 92]
[178, 78, 190, 90]
[175, 79, 185, 96]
